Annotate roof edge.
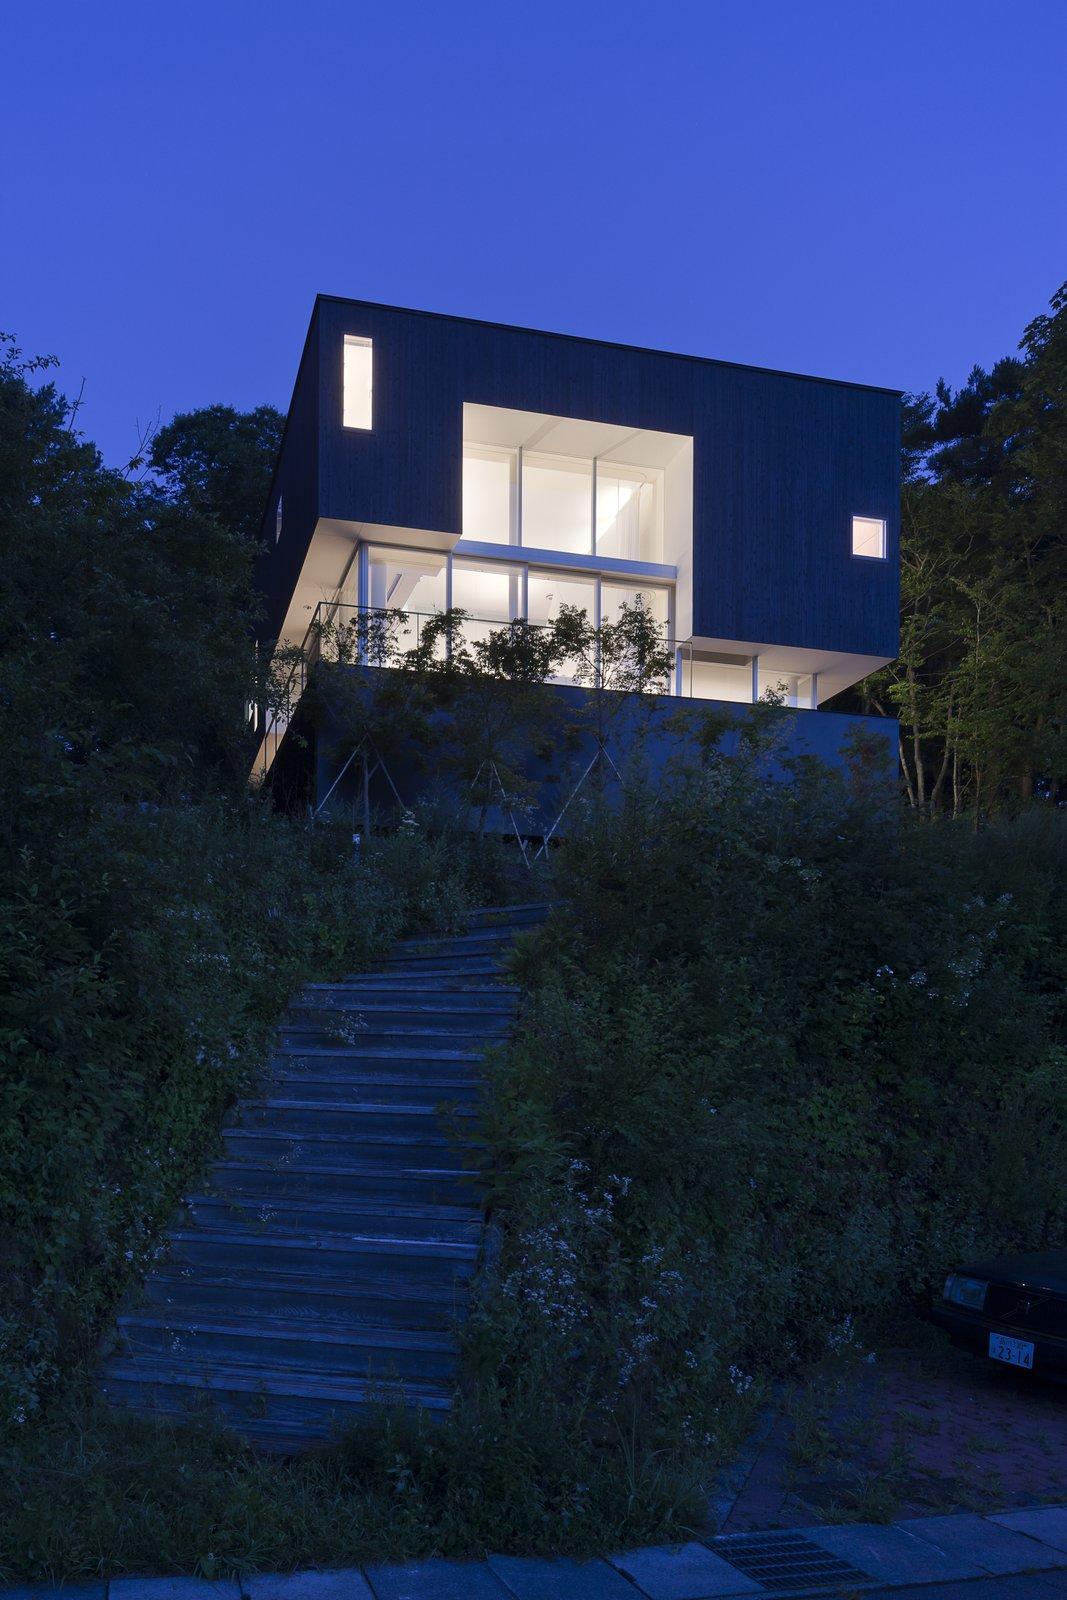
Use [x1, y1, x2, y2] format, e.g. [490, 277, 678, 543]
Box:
[314, 292, 903, 399]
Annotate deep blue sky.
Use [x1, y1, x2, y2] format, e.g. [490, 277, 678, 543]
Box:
[5, 0, 1065, 465]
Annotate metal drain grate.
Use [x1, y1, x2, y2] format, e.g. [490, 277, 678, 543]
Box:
[712, 1531, 869, 1591]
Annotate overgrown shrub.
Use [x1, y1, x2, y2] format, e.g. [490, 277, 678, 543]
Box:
[4, 332, 1064, 1582]
[468, 721, 1066, 1527]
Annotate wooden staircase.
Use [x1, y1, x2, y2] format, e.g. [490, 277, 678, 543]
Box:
[99, 903, 545, 1452]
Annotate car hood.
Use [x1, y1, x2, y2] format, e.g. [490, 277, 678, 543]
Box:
[958, 1249, 1067, 1295]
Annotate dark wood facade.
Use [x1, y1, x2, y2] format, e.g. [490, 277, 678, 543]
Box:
[257, 297, 900, 661]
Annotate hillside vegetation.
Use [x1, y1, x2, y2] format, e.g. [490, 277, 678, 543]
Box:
[0, 287, 1064, 1583]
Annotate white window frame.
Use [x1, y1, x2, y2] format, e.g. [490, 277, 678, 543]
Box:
[343, 336, 373, 430]
[461, 442, 662, 560]
[356, 543, 673, 642]
[851, 514, 887, 560]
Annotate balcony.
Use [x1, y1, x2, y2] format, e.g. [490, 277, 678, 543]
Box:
[253, 601, 823, 783]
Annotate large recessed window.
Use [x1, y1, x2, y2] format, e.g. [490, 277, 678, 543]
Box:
[343, 336, 373, 429]
[852, 515, 886, 559]
[461, 402, 684, 564]
[522, 453, 593, 555]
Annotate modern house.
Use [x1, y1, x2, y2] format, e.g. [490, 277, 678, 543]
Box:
[253, 298, 900, 813]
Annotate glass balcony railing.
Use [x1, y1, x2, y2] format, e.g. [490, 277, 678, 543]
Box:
[254, 602, 816, 779]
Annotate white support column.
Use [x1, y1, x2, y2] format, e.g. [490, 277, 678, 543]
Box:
[750, 654, 760, 703]
[515, 446, 523, 548]
[356, 544, 370, 665]
[590, 458, 598, 557]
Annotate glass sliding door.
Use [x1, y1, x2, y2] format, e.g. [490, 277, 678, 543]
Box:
[521, 453, 593, 554]
[451, 558, 524, 653]
[527, 570, 595, 684]
[595, 466, 658, 562]
[365, 546, 448, 654]
[353, 542, 679, 691]
[462, 446, 516, 543]
[600, 581, 669, 634]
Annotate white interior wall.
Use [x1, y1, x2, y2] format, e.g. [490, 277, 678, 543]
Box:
[662, 439, 694, 640]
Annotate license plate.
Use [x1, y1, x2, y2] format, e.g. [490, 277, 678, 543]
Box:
[989, 1332, 1035, 1369]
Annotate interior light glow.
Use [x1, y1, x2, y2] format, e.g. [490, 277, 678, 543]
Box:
[852, 515, 886, 559]
[343, 337, 373, 429]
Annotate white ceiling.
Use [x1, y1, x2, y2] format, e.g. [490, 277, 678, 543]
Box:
[463, 403, 691, 468]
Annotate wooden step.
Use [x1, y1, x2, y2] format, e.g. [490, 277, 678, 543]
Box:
[272, 1044, 483, 1070]
[277, 1023, 510, 1052]
[142, 1265, 466, 1329]
[220, 1126, 481, 1169]
[362, 957, 506, 977]
[98, 901, 548, 1447]
[296, 983, 517, 1008]
[162, 1226, 477, 1284]
[116, 1313, 459, 1382]
[465, 903, 549, 928]
[236, 1098, 477, 1138]
[208, 1158, 477, 1206]
[184, 1192, 481, 1243]
[260, 1071, 482, 1106]
[99, 1355, 453, 1449]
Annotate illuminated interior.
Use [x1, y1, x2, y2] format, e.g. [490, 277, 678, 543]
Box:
[255, 394, 892, 777]
[343, 336, 373, 430]
[852, 515, 886, 559]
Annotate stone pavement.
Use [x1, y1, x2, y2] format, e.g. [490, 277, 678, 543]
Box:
[6, 1505, 1067, 1599]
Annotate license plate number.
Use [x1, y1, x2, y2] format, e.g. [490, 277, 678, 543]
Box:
[989, 1332, 1035, 1369]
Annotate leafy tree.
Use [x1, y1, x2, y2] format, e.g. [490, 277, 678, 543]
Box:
[149, 402, 283, 541]
[849, 282, 1067, 815]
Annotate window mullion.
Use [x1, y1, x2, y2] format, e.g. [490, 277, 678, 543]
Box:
[590, 457, 597, 557]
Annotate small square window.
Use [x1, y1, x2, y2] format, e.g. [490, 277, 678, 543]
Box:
[852, 515, 886, 559]
[343, 336, 373, 429]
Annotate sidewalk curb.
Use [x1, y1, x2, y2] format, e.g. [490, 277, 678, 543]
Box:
[6, 1504, 1067, 1598]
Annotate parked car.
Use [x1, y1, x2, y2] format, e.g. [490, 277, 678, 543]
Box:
[932, 1250, 1067, 1380]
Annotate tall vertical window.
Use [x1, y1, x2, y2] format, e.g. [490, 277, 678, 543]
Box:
[343, 336, 373, 429]
[596, 467, 656, 561]
[852, 515, 886, 559]
[274, 494, 283, 543]
[462, 447, 516, 542]
[522, 454, 593, 554]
